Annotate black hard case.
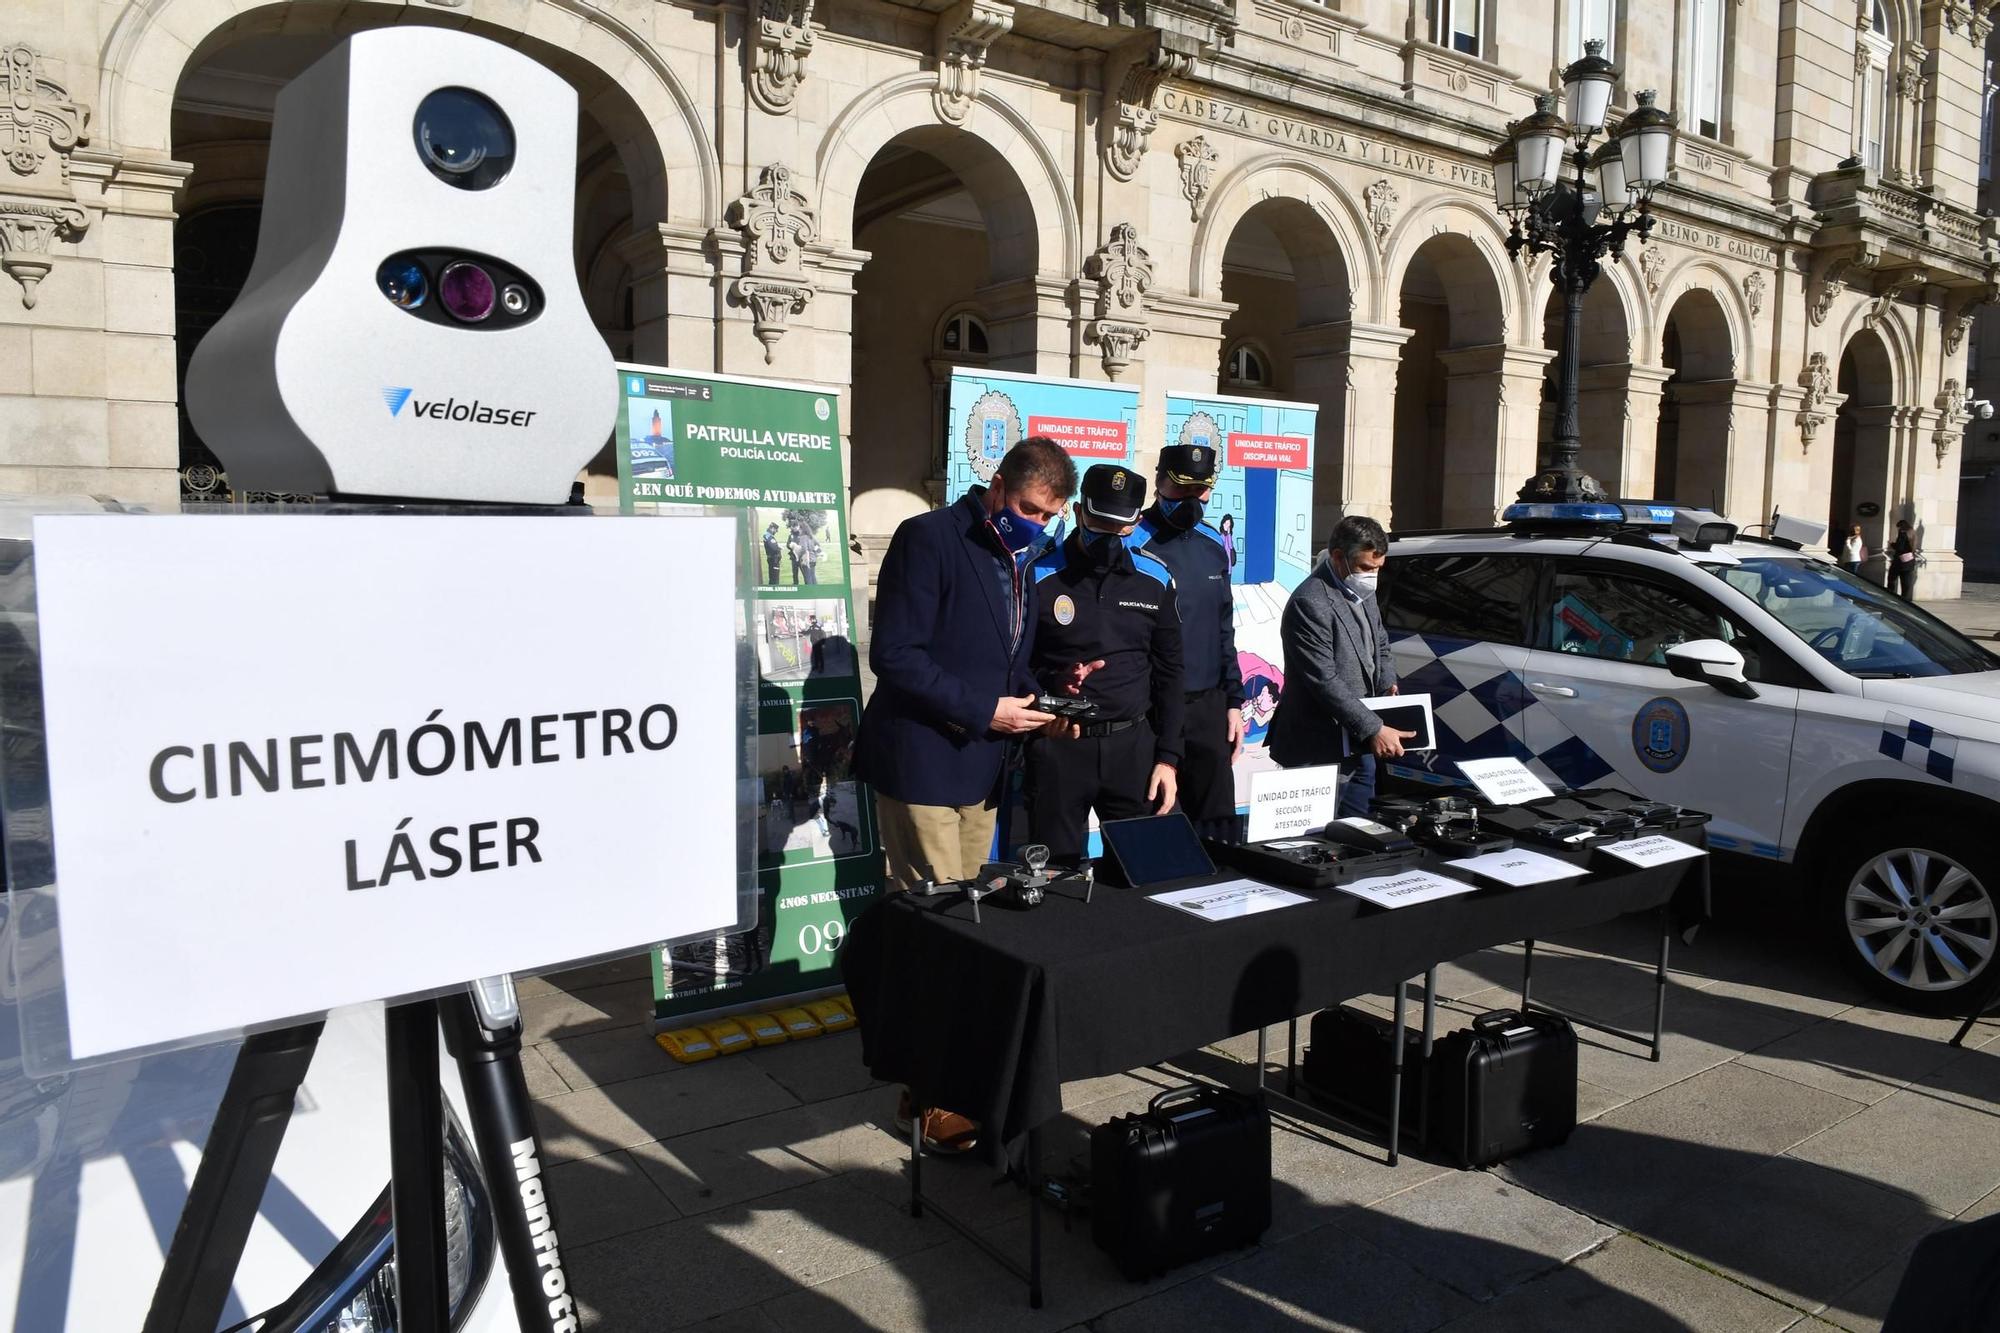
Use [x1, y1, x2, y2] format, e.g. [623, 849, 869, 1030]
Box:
[1089, 1084, 1272, 1280]
[1299, 1004, 1425, 1125]
[1428, 1010, 1577, 1168]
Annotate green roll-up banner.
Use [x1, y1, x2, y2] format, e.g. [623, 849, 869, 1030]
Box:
[614, 363, 881, 1025]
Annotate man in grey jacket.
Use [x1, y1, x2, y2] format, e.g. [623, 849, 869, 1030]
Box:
[1265, 514, 1416, 817]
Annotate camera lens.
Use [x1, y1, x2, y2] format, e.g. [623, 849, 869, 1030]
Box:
[500, 284, 531, 317]
[439, 262, 497, 322]
[413, 88, 514, 190]
[376, 258, 429, 309]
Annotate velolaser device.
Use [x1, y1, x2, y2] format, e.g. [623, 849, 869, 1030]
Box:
[186, 28, 615, 503]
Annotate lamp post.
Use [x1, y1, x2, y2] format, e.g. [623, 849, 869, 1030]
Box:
[1497, 40, 1677, 504]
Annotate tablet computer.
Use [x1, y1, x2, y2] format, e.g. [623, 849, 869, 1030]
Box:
[1097, 812, 1217, 889]
[1358, 693, 1435, 753]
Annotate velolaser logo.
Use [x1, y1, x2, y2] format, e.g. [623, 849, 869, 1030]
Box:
[380, 386, 539, 427]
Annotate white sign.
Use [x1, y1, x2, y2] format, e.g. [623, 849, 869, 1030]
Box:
[1247, 765, 1343, 842]
[1455, 757, 1558, 806]
[1445, 849, 1590, 887]
[1601, 835, 1709, 868]
[1149, 878, 1313, 922]
[32, 514, 742, 1060]
[1336, 868, 1479, 910]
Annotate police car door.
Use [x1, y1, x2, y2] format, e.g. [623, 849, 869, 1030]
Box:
[1377, 550, 1539, 787]
[1521, 556, 1801, 853]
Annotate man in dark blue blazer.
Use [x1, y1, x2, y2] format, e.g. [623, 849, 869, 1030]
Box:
[857, 437, 1078, 893]
[856, 437, 1077, 1154]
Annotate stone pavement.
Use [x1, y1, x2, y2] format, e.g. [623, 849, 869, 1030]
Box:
[1925, 579, 2000, 642]
[520, 887, 2000, 1333]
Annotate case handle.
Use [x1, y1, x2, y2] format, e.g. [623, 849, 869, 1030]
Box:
[1472, 1010, 1524, 1033]
[1147, 1083, 1212, 1116]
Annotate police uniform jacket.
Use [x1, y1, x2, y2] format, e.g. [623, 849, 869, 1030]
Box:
[1130, 511, 1244, 706]
[855, 489, 1041, 808]
[1029, 529, 1186, 767]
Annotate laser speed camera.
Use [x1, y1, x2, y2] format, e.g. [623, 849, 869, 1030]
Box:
[185, 27, 615, 504]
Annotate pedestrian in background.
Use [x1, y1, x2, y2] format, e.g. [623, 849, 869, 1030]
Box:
[1265, 515, 1414, 818]
[1889, 519, 1921, 600]
[1840, 524, 1866, 578]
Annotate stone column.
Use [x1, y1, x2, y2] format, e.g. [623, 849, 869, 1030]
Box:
[1666, 379, 1737, 513]
[1145, 291, 1235, 474]
[1619, 363, 1675, 498]
[616, 223, 723, 370]
[1296, 321, 1410, 535]
[979, 274, 1083, 379]
[1436, 343, 1554, 527]
[1726, 380, 1776, 526]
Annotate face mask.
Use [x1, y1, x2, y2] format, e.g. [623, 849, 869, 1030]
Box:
[1345, 569, 1380, 598]
[992, 507, 1048, 554]
[1160, 495, 1205, 530]
[1080, 525, 1120, 549]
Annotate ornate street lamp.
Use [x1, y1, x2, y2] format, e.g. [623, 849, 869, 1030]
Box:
[1496, 40, 1677, 504]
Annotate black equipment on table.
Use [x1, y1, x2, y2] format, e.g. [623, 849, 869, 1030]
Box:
[1316, 814, 1417, 855]
[1372, 795, 1516, 856]
[1090, 1083, 1272, 1280]
[1207, 834, 1421, 890]
[1566, 787, 1713, 831]
[1298, 1004, 1427, 1126]
[1427, 1009, 1577, 1168]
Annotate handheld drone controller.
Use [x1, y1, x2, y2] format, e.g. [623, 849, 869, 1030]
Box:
[1034, 693, 1103, 722]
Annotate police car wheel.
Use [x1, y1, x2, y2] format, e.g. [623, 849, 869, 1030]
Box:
[1831, 824, 1998, 1013]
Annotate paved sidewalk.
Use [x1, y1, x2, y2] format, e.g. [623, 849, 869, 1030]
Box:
[521, 889, 2000, 1332]
[1924, 579, 2000, 642]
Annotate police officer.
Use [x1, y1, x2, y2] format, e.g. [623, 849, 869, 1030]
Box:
[1130, 443, 1244, 840]
[1022, 464, 1184, 863]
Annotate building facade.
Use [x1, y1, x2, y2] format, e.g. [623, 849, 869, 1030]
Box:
[3, 0, 1995, 597]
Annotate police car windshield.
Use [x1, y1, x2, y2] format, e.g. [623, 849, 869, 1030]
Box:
[1702, 557, 2000, 678]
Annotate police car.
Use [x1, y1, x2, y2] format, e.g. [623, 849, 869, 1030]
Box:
[1378, 501, 2000, 1013]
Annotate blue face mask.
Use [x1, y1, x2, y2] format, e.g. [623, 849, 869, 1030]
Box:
[992, 507, 1049, 554]
[1080, 526, 1117, 548]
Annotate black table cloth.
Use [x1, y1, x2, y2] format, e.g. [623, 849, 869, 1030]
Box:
[843, 835, 1706, 1163]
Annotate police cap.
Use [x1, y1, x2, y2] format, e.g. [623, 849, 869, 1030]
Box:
[1159, 443, 1219, 487]
[1080, 464, 1147, 526]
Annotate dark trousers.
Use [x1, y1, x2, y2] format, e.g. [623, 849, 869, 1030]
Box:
[1021, 721, 1156, 864]
[1178, 687, 1237, 836]
[1335, 752, 1378, 819]
[1891, 561, 1918, 600]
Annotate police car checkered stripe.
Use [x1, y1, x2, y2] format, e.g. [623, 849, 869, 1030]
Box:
[1880, 713, 1957, 783]
[1386, 632, 1616, 791]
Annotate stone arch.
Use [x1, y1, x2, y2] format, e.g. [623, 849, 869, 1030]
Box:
[1831, 298, 1915, 406]
[817, 74, 1077, 279]
[1658, 284, 1738, 381]
[1830, 321, 1903, 556]
[1652, 261, 1752, 380]
[100, 0, 716, 227]
[1380, 198, 1514, 345]
[1190, 156, 1375, 307]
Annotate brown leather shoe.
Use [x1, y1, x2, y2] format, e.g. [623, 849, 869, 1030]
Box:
[895, 1091, 979, 1154]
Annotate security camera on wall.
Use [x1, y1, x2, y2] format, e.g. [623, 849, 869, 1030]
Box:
[185, 28, 614, 504]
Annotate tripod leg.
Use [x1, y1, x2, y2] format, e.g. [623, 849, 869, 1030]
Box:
[387, 999, 450, 1333]
[143, 1020, 323, 1333]
[443, 977, 580, 1332]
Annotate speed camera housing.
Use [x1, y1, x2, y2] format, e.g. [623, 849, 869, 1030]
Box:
[185, 28, 614, 504]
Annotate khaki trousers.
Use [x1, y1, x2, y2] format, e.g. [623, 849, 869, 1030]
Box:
[875, 794, 997, 892]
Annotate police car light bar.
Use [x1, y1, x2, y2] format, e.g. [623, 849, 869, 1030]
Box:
[1500, 501, 1678, 526]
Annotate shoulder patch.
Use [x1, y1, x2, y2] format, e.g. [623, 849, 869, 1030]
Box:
[1131, 552, 1175, 589]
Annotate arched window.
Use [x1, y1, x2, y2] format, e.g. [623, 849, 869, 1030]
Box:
[937, 309, 989, 357]
[1857, 2, 1893, 172]
[1223, 341, 1270, 389]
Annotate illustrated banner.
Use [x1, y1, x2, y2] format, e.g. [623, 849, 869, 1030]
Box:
[1162, 391, 1319, 813]
[945, 368, 1140, 501]
[616, 364, 881, 1024]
